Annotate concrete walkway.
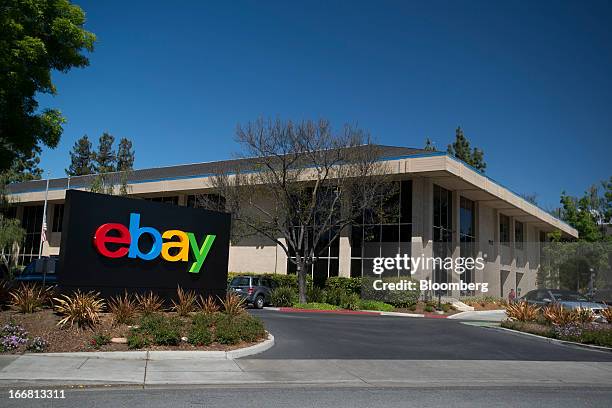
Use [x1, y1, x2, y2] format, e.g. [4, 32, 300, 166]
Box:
[1, 354, 612, 387]
[448, 309, 507, 322]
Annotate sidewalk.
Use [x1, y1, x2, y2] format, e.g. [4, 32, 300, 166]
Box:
[1, 354, 611, 387]
[448, 309, 507, 322]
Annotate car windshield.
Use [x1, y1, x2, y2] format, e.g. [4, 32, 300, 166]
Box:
[550, 291, 589, 302]
[230, 277, 250, 286]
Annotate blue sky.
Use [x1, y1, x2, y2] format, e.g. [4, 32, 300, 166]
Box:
[37, 0, 612, 210]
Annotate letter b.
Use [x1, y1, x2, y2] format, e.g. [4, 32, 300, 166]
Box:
[127, 213, 162, 260]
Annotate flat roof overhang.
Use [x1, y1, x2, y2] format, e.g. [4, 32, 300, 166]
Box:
[387, 154, 578, 238]
[6, 153, 578, 238]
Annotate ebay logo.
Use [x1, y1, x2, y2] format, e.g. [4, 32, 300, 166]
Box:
[93, 213, 216, 273]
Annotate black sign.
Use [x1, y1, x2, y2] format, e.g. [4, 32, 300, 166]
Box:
[58, 190, 230, 299]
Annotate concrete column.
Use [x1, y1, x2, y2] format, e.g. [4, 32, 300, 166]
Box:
[450, 191, 461, 297]
[274, 238, 288, 275]
[474, 201, 484, 288]
[338, 225, 351, 277]
[489, 209, 502, 298]
[411, 178, 433, 281]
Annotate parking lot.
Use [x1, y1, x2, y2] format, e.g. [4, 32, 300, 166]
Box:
[249, 308, 612, 361]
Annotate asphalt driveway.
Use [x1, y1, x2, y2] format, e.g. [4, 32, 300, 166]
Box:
[248, 309, 612, 361]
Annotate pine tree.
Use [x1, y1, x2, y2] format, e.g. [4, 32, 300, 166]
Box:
[116, 138, 135, 171]
[447, 126, 486, 173]
[5, 149, 43, 183]
[93, 132, 116, 173]
[424, 138, 436, 151]
[603, 176, 612, 224]
[65, 135, 94, 176]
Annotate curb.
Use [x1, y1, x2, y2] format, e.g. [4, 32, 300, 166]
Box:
[272, 307, 453, 319]
[27, 334, 275, 361]
[490, 326, 612, 353]
[379, 311, 424, 318]
[226, 333, 274, 359]
[278, 307, 379, 316]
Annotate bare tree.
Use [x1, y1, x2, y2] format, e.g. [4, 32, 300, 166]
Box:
[205, 118, 393, 302]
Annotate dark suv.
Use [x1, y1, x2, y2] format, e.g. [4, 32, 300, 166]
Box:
[228, 276, 276, 309]
[15, 257, 58, 285]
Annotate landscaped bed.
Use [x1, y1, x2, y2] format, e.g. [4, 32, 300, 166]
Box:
[266, 276, 459, 315]
[393, 301, 459, 316]
[460, 295, 508, 311]
[0, 283, 268, 354]
[501, 301, 612, 348]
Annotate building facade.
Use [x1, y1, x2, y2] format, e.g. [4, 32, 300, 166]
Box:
[5, 146, 578, 299]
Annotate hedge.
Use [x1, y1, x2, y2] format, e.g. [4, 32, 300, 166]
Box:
[324, 277, 363, 294]
[228, 272, 312, 290]
[361, 276, 420, 308]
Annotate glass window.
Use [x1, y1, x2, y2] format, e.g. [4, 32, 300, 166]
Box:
[52, 204, 64, 233]
[459, 197, 476, 295]
[459, 197, 475, 240]
[515, 221, 524, 250]
[433, 184, 453, 294]
[500, 214, 510, 245]
[20, 205, 44, 265]
[145, 196, 179, 206]
[400, 180, 412, 222]
[230, 277, 250, 286]
[535, 290, 551, 301]
[433, 184, 452, 241]
[186, 194, 226, 211]
[349, 180, 412, 277]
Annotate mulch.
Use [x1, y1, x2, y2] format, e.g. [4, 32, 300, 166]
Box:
[0, 308, 260, 354]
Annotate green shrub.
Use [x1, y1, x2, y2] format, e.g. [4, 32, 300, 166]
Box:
[307, 286, 326, 303]
[361, 276, 420, 308]
[192, 312, 220, 327]
[269, 286, 297, 307]
[136, 313, 183, 346]
[214, 315, 242, 345]
[580, 329, 612, 348]
[424, 305, 435, 312]
[340, 293, 361, 310]
[152, 319, 182, 346]
[324, 287, 346, 307]
[188, 324, 212, 346]
[127, 331, 150, 349]
[324, 287, 362, 310]
[293, 302, 340, 310]
[359, 300, 394, 312]
[152, 326, 181, 346]
[90, 333, 111, 349]
[325, 277, 362, 295]
[139, 313, 166, 332]
[214, 314, 266, 344]
[233, 314, 266, 342]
